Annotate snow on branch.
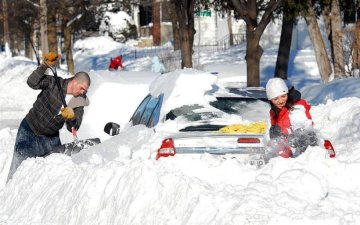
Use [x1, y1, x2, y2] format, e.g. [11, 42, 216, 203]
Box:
[24, 0, 40, 8]
[66, 14, 83, 27]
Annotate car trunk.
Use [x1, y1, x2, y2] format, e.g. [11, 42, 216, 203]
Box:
[167, 131, 266, 155]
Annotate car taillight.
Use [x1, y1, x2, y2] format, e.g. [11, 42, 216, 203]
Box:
[156, 138, 176, 160]
[237, 137, 260, 144]
[324, 140, 336, 158]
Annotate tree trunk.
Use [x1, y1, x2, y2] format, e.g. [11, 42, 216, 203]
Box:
[3, 0, 11, 58]
[274, 12, 294, 80]
[47, 7, 58, 53]
[227, 10, 234, 46]
[64, 26, 74, 75]
[322, 2, 333, 61]
[10, 32, 20, 56]
[173, 0, 195, 69]
[40, 0, 49, 55]
[231, 0, 282, 87]
[167, 1, 180, 50]
[246, 30, 262, 87]
[152, 0, 161, 46]
[180, 31, 193, 68]
[352, 2, 360, 74]
[353, 19, 360, 71]
[331, 0, 345, 78]
[304, 0, 332, 82]
[322, 2, 331, 42]
[24, 20, 35, 60]
[25, 33, 33, 60]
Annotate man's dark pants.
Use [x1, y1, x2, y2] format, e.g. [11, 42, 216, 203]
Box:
[7, 119, 61, 181]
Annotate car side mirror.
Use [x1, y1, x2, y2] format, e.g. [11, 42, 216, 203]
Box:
[104, 122, 120, 136]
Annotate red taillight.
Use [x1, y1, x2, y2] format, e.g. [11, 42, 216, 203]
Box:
[156, 138, 176, 160]
[237, 138, 260, 144]
[324, 140, 336, 158]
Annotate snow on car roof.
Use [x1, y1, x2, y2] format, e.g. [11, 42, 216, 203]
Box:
[214, 87, 268, 100]
[149, 69, 218, 119]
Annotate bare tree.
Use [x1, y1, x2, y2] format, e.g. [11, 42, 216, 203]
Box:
[230, 0, 282, 87]
[9, 1, 21, 56]
[152, 0, 161, 46]
[227, 10, 234, 46]
[24, 20, 36, 60]
[274, 11, 294, 80]
[166, 1, 180, 50]
[11, 0, 39, 62]
[323, 0, 345, 78]
[57, 0, 97, 74]
[353, 1, 360, 75]
[63, 24, 74, 74]
[303, 0, 332, 82]
[47, 6, 58, 53]
[330, 0, 345, 78]
[171, 0, 196, 69]
[2, 0, 11, 57]
[40, 0, 49, 55]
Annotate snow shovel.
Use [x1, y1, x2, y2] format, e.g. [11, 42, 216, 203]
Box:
[51, 128, 100, 156]
[45, 62, 101, 155]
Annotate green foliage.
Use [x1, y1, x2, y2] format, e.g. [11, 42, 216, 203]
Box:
[302, 0, 357, 23]
[204, 0, 307, 21]
[339, 0, 357, 23]
[207, 0, 237, 18]
[81, 11, 99, 32]
[280, 0, 308, 17]
[120, 21, 138, 41]
[195, 0, 212, 11]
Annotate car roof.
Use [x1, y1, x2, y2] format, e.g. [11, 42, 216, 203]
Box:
[215, 87, 268, 101]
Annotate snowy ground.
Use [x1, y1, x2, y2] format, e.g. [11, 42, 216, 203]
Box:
[1, 35, 360, 224]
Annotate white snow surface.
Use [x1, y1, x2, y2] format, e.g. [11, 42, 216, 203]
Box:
[1, 32, 360, 224]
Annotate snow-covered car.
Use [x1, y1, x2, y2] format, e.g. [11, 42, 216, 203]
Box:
[104, 69, 270, 165]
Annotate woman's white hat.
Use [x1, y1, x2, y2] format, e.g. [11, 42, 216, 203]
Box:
[266, 77, 289, 100]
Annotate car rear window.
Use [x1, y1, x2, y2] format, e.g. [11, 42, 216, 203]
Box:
[211, 97, 269, 121]
[165, 98, 269, 122]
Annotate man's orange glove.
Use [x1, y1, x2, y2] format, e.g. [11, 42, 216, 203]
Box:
[61, 107, 76, 121]
[42, 52, 61, 67]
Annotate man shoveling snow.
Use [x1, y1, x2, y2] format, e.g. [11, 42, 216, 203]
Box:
[7, 52, 92, 180]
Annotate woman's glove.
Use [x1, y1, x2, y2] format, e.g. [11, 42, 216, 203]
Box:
[61, 107, 76, 121]
[42, 52, 60, 67]
[269, 125, 283, 139]
[288, 129, 318, 154]
[267, 136, 293, 158]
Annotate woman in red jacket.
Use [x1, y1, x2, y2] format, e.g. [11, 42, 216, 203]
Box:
[266, 78, 318, 158]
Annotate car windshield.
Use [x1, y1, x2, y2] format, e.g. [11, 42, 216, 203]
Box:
[165, 97, 270, 122]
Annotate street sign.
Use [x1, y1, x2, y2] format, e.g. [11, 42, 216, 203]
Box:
[195, 10, 211, 17]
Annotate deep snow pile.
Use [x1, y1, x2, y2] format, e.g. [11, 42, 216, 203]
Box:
[1, 34, 360, 224]
[1, 96, 360, 224]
